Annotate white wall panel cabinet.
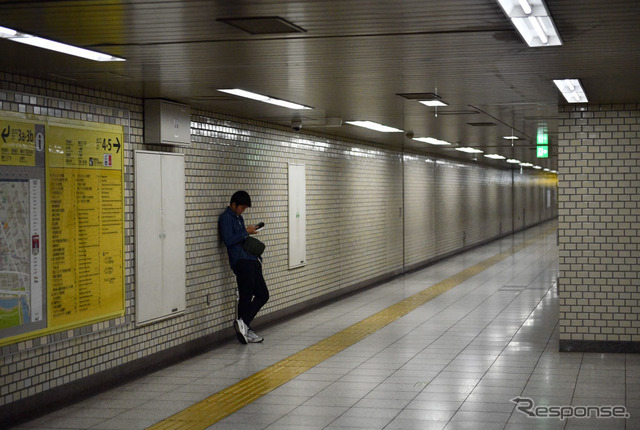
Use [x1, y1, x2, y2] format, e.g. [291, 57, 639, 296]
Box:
[288, 164, 306, 269]
[134, 151, 186, 325]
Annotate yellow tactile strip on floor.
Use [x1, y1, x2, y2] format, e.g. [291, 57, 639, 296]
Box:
[148, 229, 553, 430]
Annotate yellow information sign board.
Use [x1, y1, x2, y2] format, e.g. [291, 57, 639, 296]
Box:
[46, 121, 125, 329]
[1, 112, 125, 346]
[0, 119, 42, 166]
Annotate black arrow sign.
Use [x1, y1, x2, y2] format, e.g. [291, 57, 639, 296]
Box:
[113, 137, 121, 153]
[1, 125, 9, 143]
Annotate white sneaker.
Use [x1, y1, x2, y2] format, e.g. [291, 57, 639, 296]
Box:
[234, 318, 248, 344]
[246, 329, 264, 343]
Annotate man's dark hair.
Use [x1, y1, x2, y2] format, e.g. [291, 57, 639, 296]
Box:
[230, 190, 252, 207]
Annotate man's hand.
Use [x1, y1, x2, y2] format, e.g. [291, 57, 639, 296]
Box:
[246, 225, 258, 234]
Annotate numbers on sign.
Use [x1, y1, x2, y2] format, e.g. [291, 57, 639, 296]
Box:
[13, 127, 35, 142]
[99, 137, 121, 153]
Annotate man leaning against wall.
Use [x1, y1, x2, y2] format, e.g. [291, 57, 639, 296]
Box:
[218, 190, 269, 344]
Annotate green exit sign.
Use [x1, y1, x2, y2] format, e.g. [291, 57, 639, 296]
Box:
[537, 126, 548, 145]
[537, 146, 549, 158]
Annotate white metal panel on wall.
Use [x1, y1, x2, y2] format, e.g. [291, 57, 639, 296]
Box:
[159, 153, 186, 314]
[403, 155, 437, 267]
[134, 152, 163, 323]
[288, 163, 306, 269]
[134, 151, 186, 324]
[435, 160, 465, 255]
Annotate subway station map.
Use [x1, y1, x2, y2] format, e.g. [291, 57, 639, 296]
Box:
[0, 180, 33, 329]
[1, 113, 122, 345]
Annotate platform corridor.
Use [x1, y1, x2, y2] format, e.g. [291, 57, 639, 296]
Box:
[16, 221, 640, 430]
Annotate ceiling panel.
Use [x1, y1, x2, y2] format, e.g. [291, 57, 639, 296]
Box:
[1, 0, 639, 170]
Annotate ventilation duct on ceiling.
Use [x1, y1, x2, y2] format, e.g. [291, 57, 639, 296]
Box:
[467, 122, 496, 127]
[218, 16, 306, 34]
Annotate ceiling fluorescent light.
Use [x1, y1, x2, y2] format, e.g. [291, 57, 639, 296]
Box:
[0, 26, 18, 37]
[484, 154, 506, 160]
[455, 147, 483, 154]
[413, 137, 451, 145]
[528, 16, 548, 44]
[218, 88, 312, 110]
[507, 158, 521, 164]
[553, 79, 588, 103]
[418, 100, 448, 107]
[520, 162, 533, 167]
[0, 26, 125, 61]
[496, 0, 562, 47]
[345, 121, 403, 133]
[416, 93, 448, 107]
[503, 135, 519, 140]
[518, 0, 532, 15]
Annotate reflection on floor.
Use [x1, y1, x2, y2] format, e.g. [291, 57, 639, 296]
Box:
[19, 221, 640, 429]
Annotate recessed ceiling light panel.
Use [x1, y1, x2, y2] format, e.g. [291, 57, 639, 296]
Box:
[345, 121, 403, 133]
[0, 26, 17, 37]
[553, 79, 588, 103]
[484, 154, 506, 160]
[218, 88, 313, 110]
[413, 137, 451, 145]
[496, 0, 562, 47]
[0, 25, 125, 61]
[397, 92, 448, 107]
[418, 100, 448, 107]
[455, 147, 484, 154]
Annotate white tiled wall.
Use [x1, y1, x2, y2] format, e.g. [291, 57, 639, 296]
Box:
[558, 103, 640, 349]
[0, 74, 557, 412]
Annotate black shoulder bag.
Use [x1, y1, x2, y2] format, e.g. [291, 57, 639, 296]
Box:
[243, 236, 265, 257]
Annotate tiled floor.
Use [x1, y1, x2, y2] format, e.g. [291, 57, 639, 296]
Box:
[17, 221, 640, 429]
